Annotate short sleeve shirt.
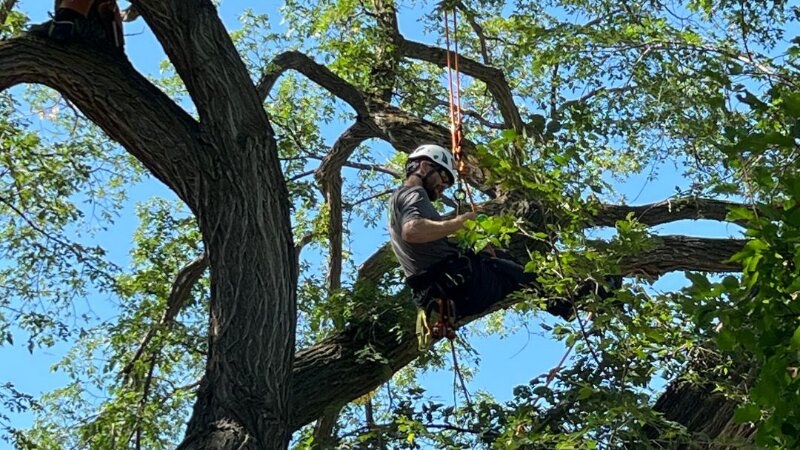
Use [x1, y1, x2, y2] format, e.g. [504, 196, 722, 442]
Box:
[388, 186, 458, 276]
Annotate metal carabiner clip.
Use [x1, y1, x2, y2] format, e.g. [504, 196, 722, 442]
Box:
[454, 187, 467, 203]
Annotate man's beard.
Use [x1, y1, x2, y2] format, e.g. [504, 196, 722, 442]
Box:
[424, 180, 439, 201]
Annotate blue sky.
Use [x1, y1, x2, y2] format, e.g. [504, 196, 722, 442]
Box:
[0, 1, 748, 448]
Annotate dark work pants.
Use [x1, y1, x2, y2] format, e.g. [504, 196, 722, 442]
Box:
[455, 251, 574, 319]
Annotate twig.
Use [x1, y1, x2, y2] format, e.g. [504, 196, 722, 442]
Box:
[289, 168, 316, 182]
[121, 254, 208, 382]
[450, 337, 473, 411]
[344, 188, 394, 208]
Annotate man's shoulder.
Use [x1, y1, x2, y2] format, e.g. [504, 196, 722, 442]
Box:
[393, 185, 428, 203]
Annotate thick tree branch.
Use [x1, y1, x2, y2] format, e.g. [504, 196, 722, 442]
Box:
[593, 197, 750, 227]
[0, 37, 200, 205]
[310, 405, 342, 450]
[316, 122, 378, 182]
[256, 52, 489, 190]
[651, 352, 757, 447]
[256, 51, 369, 117]
[285, 192, 749, 430]
[400, 39, 524, 133]
[124, 6, 292, 448]
[367, 0, 402, 102]
[618, 236, 743, 275]
[129, 0, 270, 139]
[287, 231, 746, 429]
[316, 122, 377, 294]
[310, 123, 380, 446]
[368, 100, 488, 188]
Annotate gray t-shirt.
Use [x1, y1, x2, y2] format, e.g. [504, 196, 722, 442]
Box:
[389, 185, 459, 276]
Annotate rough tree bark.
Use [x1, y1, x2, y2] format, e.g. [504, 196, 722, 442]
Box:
[2, 1, 297, 448]
[129, 2, 297, 448]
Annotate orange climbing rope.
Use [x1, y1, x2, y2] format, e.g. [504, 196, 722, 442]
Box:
[441, 9, 603, 424]
[444, 7, 496, 260]
[443, 9, 479, 214]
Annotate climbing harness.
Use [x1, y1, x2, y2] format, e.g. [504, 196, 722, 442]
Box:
[411, 254, 471, 351]
[431, 297, 457, 340]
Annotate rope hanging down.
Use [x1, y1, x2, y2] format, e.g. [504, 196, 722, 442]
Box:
[443, 7, 494, 257]
[443, 9, 477, 214]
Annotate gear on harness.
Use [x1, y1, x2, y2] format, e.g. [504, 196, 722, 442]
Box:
[416, 297, 457, 350]
[409, 254, 472, 350]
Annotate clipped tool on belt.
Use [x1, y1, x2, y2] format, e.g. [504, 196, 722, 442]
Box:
[416, 297, 457, 351]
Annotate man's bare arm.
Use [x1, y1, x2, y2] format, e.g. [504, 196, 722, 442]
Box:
[401, 212, 477, 244]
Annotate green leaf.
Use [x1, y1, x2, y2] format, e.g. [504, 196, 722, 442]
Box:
[717, 328, 737, 350]
[578, 386, 593, 400]
[727, 206, 755, 222]
[686, 272, 711, 291]
[782, 92, 800, 118]
[791, 324, 800, 350]
[734, 404, 761, 423]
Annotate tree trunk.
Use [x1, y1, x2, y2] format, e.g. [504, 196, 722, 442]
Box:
[175, 131, 296, 449]
[651, 355, 758, 448]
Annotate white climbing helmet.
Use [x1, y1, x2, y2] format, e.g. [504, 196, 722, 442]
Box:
[408, 144, 457, 185]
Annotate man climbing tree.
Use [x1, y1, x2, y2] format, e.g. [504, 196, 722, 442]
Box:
[390, 144, 620, 338]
